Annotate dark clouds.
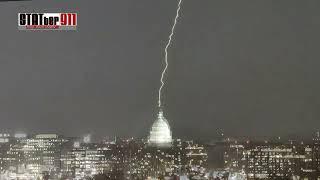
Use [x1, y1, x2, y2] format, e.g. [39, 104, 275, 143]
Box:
[0, 0, 319, 139]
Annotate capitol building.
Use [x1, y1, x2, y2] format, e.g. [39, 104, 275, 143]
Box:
[148, 110, 172, 147]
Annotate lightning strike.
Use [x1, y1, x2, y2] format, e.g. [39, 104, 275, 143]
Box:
[158, 0, 183, 108]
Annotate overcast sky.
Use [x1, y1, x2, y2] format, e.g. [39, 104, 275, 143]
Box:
[0, 0, 319, 139]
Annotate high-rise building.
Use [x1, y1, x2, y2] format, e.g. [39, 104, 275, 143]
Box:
[148, 110, 172, 148]
[22, 134, 68, 176]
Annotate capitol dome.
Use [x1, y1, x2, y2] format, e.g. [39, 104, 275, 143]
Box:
[148, 110, 172, 147]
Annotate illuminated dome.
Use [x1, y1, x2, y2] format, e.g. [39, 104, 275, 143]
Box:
[148, 110, 172, 147]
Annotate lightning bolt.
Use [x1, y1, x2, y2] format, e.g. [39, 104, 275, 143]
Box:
[158, 0, 183, 108]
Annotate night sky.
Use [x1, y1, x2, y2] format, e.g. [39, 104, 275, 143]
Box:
[0, 0, 320, 139]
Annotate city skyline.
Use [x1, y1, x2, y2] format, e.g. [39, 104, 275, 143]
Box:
[0, 131, 319, 179]
[0, 0, 320, 139]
